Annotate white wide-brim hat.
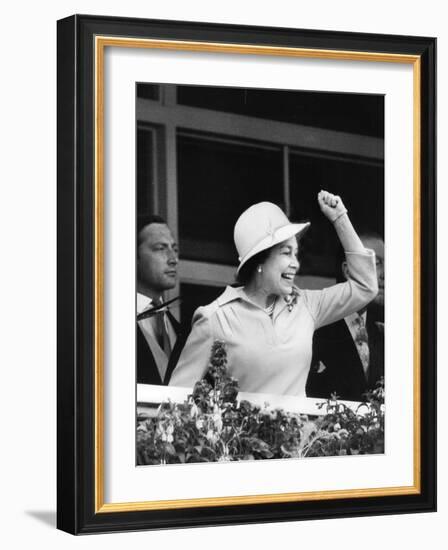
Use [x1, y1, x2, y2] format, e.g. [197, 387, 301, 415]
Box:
[234, 202, 310, 273]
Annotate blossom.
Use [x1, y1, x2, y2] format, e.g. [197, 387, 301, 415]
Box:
[213, 413, 223, 432]
[206, 429, 218, 444]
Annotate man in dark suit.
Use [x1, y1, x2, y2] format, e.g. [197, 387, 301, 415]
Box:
[136, 215, 185, 385]
[306, 234, 384, 402]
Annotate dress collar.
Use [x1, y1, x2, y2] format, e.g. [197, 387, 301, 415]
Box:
[216, 285, 245, 306]
[216, 285, 301, 316]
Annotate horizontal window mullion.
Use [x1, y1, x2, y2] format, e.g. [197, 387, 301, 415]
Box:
[137, 99, 383, 159]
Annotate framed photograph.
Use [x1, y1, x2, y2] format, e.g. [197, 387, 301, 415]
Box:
[57, 14, 436, 534]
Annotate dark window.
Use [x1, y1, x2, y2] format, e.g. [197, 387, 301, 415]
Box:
[136, 83, 160, 101]
[177, 86, 384, 138]
[180, 283, 225, 331]
[289, 151, 384, 277]
[177, 132, 284, 265]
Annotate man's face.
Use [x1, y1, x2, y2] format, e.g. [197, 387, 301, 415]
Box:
[137, 223, 178, 297]
[362, 236, 385, 306]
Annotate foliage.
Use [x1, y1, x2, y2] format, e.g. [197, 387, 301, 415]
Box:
[137, 341, 385, 465]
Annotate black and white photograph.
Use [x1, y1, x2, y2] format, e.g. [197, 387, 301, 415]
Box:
[135, 84, 385, 465]
[53, 12, 435, 535]
[0, 0, 442, 543]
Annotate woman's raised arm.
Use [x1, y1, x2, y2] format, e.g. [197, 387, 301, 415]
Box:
[317, 190, 365, 253]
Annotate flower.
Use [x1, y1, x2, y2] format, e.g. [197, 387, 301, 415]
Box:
[195, 418, 204, 430]
[206, 429, 219, 444]
[213, 413, 223, 432]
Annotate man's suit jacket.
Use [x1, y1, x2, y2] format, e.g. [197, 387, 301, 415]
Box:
[137, 311, 187, 386]
[306, 312, 384, 402]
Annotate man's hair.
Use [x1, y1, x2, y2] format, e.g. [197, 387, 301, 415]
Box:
[137, 214, 167, 247]
[335, 231, 383, 283]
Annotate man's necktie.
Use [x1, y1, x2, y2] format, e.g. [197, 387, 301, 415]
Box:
[155, 310, 172, 356]
[354, 314, 370, 376]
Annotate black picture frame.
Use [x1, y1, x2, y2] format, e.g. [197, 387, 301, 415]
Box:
[57, 14, 436, 535]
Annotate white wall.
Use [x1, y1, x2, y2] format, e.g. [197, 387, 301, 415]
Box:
[0, 1, 444, 548]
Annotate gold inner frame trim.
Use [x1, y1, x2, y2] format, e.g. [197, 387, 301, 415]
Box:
[94, 36, 422, 514]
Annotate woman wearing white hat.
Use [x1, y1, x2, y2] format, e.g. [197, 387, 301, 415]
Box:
[169, 191, 378, 397]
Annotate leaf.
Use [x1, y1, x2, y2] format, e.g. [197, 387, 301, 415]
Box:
[164, 443, 176, 456]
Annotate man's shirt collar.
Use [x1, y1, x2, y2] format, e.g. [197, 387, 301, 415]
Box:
[137, 293, 154, 315]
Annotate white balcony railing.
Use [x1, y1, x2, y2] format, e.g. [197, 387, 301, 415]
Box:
[137, 383, 364, 418]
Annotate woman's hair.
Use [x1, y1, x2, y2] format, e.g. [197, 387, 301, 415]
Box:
[235, 248, 271, 286]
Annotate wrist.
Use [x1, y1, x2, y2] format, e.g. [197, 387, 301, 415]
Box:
[332, 208, 348, 224]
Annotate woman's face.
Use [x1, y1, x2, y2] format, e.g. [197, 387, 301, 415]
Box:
[259, 236, 299, 297]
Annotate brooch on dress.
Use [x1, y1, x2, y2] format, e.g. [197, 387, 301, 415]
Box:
[284, 288, 299, 312]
